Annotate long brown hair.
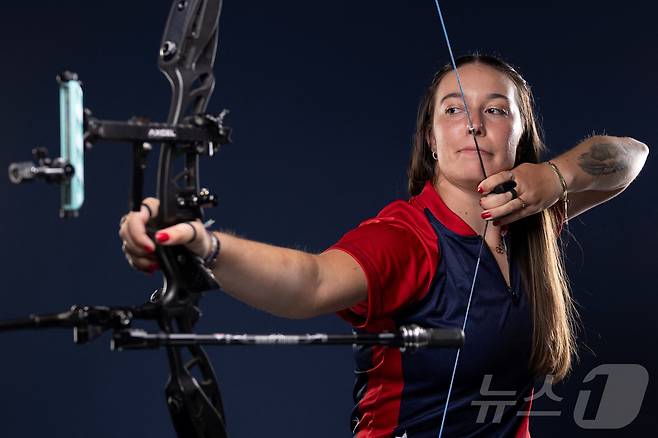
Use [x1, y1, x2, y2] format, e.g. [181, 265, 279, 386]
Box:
[408, 54, 578, 380]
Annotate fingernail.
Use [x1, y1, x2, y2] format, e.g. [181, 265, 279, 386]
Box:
[477, 186, 484, 193]
[148, 263, 159, 273]
[155, 232, 170, 243]
[143, 245, 155, 254]
[481, 211, 492, 219]
[493, 221, 500, 226]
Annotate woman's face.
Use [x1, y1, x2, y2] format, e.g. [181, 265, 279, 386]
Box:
[430, 63, 524, 189]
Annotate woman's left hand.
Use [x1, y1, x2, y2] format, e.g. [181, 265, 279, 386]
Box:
[478, 162, 563, 226]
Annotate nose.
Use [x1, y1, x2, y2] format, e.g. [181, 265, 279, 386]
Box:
[467, 119, 485, 136]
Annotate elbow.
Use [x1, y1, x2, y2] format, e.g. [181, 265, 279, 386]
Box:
[266, 303, 320, 320]
[264, 292, 323, 320]
[621, 136, 649, 156]
[590, 134, 647, 150]
[268, 255, 326, 320]
[624, 136, 649, 178]
[633, 138, 649, 160]
[591, 135, 649, 185]
[272, 293, 324, 320]
[265, 251, 365, 320]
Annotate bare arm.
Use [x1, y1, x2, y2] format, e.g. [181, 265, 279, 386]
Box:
[477, 135, 648, 226]
[551, 135, 649, 218]
[210, 233, 367, 318]
[118, 201, 367, 319]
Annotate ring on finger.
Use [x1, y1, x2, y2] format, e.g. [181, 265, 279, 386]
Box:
[518, 196, 527, 209]
[141, 202, 153, 219]
[492, 180, 517, 195]
[183, 222, 198, 244]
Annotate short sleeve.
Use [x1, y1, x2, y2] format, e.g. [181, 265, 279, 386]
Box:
[328, 201, 439, 329]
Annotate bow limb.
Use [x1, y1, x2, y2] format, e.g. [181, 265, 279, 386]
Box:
[149, 1, 229, 437]
[157, 0, 221, 228]
[153, 0, 224, 302]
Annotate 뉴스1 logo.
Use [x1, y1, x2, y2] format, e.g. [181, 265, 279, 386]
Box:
[471, 364, 649, 429]
[147, 128, 177, 139]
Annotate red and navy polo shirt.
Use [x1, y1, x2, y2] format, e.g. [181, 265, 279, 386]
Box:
[331, 181, 535, 438]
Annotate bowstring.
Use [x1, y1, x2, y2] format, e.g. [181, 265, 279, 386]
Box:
[432, 1, 490, 436]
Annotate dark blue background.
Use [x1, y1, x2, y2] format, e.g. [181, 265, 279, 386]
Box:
[0, 1, 655, 437]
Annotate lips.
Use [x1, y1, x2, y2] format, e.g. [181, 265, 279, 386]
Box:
[458, 147, 492, 155]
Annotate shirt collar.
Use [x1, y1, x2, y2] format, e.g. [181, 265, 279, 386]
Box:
[411, 181, 478, 236]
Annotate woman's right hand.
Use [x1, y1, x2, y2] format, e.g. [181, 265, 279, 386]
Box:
[118, 197, 213, 274]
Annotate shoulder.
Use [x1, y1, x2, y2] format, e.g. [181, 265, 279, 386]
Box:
[365, 199, 430, 227]
[330, 193, 441, 327]
[371, 194, 438, 235]
[344, 197, 439, 258]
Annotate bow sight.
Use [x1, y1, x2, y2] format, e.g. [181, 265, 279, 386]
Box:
[3, 1, 464, 437]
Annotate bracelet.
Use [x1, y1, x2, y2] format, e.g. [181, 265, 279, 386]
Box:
[203, 231, 220, 268]
[545, 161, 569, 224]
[203, 231, 221, 268]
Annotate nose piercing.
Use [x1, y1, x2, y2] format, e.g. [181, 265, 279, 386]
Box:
[468, 123, 481, 134]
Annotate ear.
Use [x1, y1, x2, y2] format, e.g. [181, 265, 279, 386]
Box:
[425, 128, 435, 149]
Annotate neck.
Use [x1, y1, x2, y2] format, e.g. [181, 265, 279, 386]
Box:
[434, 177, 504, 242]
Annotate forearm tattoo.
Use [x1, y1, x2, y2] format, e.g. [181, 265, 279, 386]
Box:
[577, 142, 628, 176]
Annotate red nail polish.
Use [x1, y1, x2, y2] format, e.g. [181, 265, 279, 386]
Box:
[148, 263, 159, 272]
[477, 186, 484, 193]
[155, 232, 170, 243]
[481, 211, 492, 219]
[143, 245, 154, 254]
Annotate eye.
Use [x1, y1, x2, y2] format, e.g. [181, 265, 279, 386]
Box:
[444, 106, 462, 115]
[486, 107, 509, 116]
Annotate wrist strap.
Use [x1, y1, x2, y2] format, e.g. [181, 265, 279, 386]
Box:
[546, 161, 569, 224]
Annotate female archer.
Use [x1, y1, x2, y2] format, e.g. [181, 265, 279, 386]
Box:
[119, 54, 648, 437]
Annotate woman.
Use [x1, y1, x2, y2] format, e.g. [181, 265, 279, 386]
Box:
[119, 54, 648, 437]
